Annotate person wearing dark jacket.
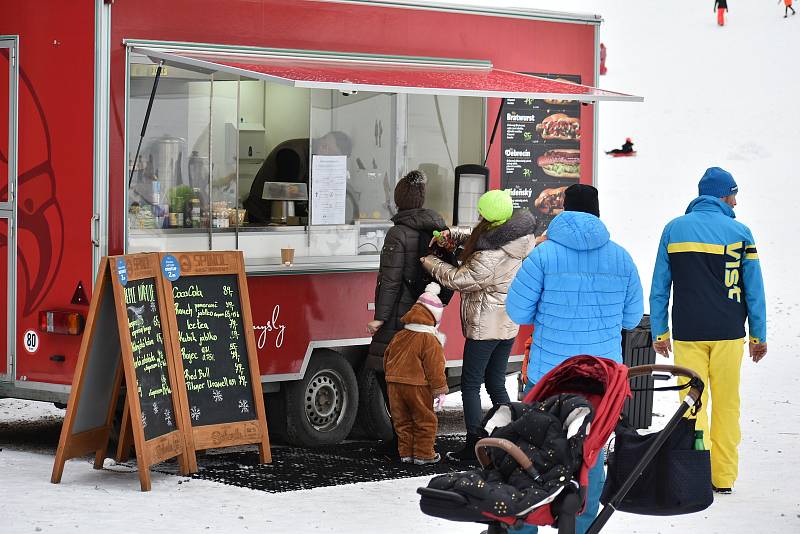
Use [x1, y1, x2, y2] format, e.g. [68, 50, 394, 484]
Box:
[714, 0, 728, 26]
[606, 138, 634, 155]
[422, 189, 537, 463]
[366, 170, 447, 368]
[243, 132, 351, 224]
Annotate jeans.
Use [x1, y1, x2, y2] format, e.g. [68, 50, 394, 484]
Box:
[461, 338, 514, 434]
[516, 382, 606, 534]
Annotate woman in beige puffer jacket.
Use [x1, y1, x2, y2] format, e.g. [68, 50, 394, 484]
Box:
[421, 193, 538, 463]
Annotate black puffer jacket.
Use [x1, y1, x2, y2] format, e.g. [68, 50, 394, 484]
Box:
[367, 208, 447, 369]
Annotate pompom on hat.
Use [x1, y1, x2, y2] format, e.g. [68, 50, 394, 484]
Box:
[417, 282, 444, 324]
[478, 189, 514, 226]
[394, 170, 427, 210]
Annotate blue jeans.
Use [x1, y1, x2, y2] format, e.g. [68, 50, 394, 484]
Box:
[516, 382, 605, 534]
[461, 338, 514, 434]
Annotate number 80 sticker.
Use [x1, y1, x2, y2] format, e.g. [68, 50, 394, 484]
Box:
[23, 329, 39, 354]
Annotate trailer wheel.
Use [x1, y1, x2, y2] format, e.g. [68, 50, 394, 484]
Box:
[284, 351, 358, 447]
[354, 366, 394, 441]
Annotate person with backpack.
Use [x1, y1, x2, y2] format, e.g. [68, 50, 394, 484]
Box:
[421, 189, 537, 463]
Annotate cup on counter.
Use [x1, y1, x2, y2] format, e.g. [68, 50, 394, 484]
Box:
[281, 247, 295, 266]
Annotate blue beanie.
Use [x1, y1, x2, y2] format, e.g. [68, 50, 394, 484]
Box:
[698, 167, 738, 198]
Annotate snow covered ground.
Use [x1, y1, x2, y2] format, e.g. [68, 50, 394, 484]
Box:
[2, 1, 800, 532]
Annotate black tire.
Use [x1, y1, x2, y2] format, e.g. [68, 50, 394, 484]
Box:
[284, 350, 359, 447]
[354, 366, 394, 441]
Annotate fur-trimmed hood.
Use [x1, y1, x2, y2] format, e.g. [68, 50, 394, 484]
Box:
[476, 211, 539, 256]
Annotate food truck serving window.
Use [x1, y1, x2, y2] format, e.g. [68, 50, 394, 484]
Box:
[125, 45, 640, 271]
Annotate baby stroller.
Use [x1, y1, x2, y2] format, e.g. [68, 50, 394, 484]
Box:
[417, 355, 706, 533]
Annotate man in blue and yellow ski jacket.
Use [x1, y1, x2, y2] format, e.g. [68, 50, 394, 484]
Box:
[650, 167, 767, 494]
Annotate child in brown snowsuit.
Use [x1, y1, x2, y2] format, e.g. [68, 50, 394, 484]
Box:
[384, 283, 448, 464]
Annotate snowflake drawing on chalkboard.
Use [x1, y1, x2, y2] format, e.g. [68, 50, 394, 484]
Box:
[164, 408, 172, 426]
[152, 402, 159, 415]
[190, 406, 201, 421]
[212, 390, 223, 403]
[141, 412, 147, 428]
[238, 399, 250, 413]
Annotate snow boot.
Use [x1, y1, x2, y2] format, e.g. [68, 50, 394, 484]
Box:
[446, 432, 480, 465]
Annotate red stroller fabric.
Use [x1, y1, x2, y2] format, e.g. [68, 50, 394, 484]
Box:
[492, 355, 631, 527]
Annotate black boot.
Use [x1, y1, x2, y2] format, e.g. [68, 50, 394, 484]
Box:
[446, 432, 480, 465]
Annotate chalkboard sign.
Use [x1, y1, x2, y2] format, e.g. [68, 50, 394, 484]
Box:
[52, 254, 192, 492]
[172, 274, 256, 427]
[159, 251, 271, 470]
[125, 277, 176, 441]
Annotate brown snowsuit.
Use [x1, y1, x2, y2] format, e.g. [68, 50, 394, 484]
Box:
[384, 304, 448, 460]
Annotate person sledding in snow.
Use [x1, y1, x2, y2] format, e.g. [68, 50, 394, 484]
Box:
[780, 0, 796, 18]
[714, 0, 728, 26]
[605, 137, 635, 156]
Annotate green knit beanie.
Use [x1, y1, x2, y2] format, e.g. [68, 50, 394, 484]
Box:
[478, 189, 514, 226]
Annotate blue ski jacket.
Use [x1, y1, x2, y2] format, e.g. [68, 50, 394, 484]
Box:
[650, 196, 767, 343]
[507, 211, 644, 383]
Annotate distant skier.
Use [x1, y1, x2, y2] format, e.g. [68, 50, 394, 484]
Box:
[780, 0, 796, 18]
[606, 138, 635, 155]
[714, 0, 728, 26]
[600, 42, 608, 75]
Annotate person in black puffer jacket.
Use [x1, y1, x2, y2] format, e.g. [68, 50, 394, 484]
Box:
[366, 170, 447, 369]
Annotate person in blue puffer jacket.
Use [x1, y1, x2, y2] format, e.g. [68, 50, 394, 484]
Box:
[506, 184, 644, 534]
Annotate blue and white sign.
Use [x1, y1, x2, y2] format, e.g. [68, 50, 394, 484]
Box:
[161, 254, 181, 282]
[116, 258, 128, 286]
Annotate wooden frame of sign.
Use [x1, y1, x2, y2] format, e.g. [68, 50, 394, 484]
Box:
[51, 254, 194, 491]
[158, 251, 270, 472]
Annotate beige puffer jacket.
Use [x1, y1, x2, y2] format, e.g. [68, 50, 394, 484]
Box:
[422, 212, 538, 340]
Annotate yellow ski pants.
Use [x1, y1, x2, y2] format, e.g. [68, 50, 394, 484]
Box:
[673, 339, 744, 488]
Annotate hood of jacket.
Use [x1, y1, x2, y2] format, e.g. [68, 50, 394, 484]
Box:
[401, 303, 437, 326]
[391, 208, 446, 232]
[547, 211, 610, 251]
[476, 211, 538, 256]
[685, 195, 736, 219]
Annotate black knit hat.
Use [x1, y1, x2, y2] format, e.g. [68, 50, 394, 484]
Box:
[394, 170, 427, 210]
[563, 184, 600, 217]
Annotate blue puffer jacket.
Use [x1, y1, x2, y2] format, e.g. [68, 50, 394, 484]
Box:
[507, 211, 644, 383]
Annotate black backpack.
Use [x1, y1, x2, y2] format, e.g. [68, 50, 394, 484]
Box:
[403, 229, 457, 306]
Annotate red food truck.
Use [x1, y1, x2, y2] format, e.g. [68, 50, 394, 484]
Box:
[0, 0, 640, 446]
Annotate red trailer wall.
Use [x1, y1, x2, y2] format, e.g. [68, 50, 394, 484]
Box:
[106, 0, 591, 374]
[0, 0, 95, 384]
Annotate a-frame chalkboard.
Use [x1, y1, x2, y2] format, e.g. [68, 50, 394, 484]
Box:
[158, 251, 271, 471]
[51, 254, 194, 491]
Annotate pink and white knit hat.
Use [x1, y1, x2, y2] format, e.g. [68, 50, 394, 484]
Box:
[417, 282, 444, 323]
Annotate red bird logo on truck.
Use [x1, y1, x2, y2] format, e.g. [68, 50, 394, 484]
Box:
[0, 49, 65, 316]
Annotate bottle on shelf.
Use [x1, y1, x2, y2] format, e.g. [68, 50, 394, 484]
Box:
[190, 188, 202, 228]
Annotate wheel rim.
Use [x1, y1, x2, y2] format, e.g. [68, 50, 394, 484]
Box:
[304, 368, 348, 432]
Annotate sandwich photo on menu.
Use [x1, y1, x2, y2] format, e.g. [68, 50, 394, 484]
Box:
[534, 186, 568, 215]
[537, 149, 580, 178]
[535, 113, 580, 141]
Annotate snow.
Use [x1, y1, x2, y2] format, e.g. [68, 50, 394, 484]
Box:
[2, 1, 800, 532]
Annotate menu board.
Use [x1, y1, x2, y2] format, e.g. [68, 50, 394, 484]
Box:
[52, 255, 191, 492]
[172, 274, 256, 427]
[501, 73, 582, 232]
[125, 277, 176, 441]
